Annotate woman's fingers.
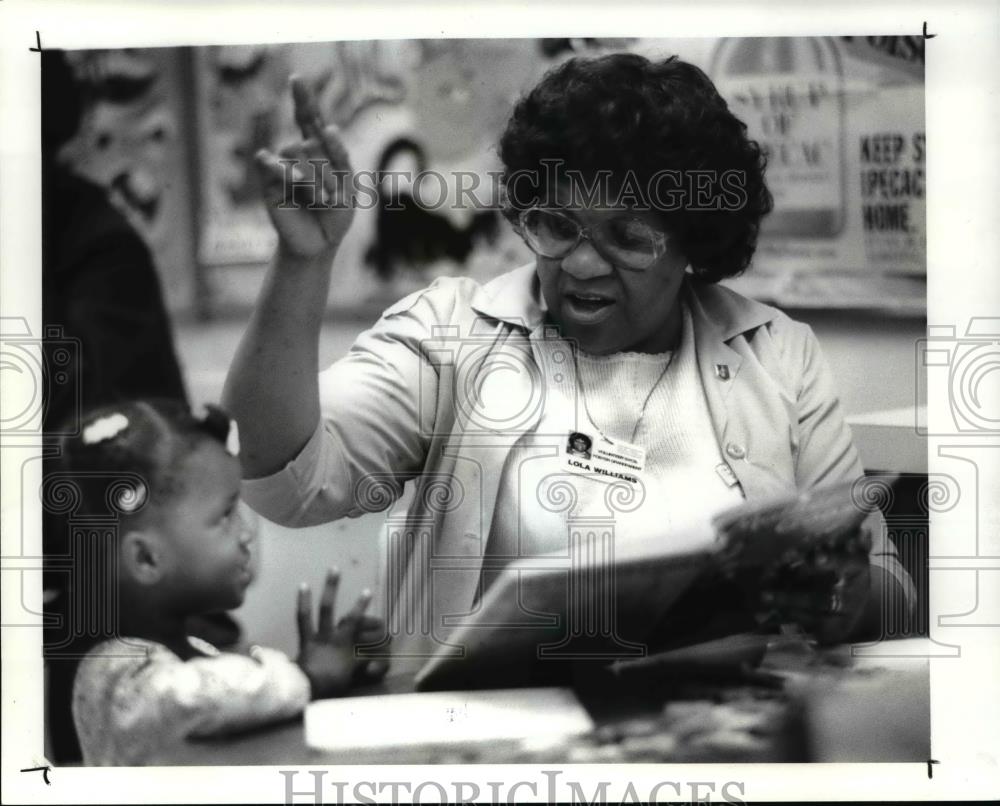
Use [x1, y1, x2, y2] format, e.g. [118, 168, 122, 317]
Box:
[291, 74, 325, 142]
[318, 123, 352, 175]
[290, 77, 351, 174]
[273, 141, 326, 209]
[758, 548, 872, 641]
[277, 141, 304, 160]
[300, 138, 347, 214]
[271, 132, 354, 243]
[256, 149, 336, 256]
[317, 567, 340, 637]
[290, 77, 350, 170]
[254, 149, 287, 198]
[257, 147, 315, 209]
[759, 588, 831, 625]
[762, 572, 865, 629]
[256, 75, 358, 260]
[277, 138, 342, 202]
[296, 582, 314, 646]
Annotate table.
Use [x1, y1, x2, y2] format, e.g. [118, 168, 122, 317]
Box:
[160, 637, 930, 765]
[847, 405, 927, 474]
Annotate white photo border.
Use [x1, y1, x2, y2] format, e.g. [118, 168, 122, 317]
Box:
[2, 0, 998, 802]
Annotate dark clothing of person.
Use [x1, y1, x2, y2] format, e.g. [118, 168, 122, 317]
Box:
[42, 166, 240, 763]
[42, 166, 187, 427]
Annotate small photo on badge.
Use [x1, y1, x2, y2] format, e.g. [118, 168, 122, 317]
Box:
[566, 431, 593, 460]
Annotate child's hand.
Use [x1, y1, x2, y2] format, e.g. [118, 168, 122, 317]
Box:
[295, 569, 388, 698]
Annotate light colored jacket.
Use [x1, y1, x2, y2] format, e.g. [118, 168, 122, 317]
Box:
[244, 264, 914, 665]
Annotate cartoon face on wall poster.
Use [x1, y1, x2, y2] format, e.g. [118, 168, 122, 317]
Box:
[58, 48, 194, 311]
[59, 50, 175, 243]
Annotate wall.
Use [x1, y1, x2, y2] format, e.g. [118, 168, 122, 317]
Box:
[57, 38, 926, 320]
[796, 310, 926, 415]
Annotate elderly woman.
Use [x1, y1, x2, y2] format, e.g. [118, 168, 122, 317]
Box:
[224, 53, 914, 674]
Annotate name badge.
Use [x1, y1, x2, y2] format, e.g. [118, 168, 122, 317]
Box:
[563, 430, 646, 485]
[715, 462, 740, 487]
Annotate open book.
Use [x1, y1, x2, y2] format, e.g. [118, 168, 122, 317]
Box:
[414, 481, 874, 691]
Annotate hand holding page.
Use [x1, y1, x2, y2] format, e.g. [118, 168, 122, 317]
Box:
[712, 481, 874, 574]
[711, 481, 876, 636]
[415, 526, 716, 691]
[415, 482, 877, 691]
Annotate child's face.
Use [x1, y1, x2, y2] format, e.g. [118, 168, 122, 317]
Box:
[155, 441, 252, 613]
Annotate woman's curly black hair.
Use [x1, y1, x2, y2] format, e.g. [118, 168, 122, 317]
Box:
[499, 53, 773, 282]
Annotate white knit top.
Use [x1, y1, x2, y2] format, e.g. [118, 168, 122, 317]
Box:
[575, 348, 674, 444]
[485, 302, 745, 567]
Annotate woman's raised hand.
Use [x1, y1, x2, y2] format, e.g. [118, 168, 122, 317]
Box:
[255, 76, 356, 260]
[295, 569, 389, 699]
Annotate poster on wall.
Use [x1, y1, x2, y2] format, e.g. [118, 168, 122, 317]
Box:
[706, 36, 926, 313]
[193, 40, 561, 310]
[624, 36, 925, 313]
[191, 36, 925, 315]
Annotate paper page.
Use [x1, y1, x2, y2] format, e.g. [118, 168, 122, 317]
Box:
[304, 687, 593, 751]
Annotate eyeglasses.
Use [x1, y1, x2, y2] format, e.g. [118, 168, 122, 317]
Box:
[516, 207, 668, 271]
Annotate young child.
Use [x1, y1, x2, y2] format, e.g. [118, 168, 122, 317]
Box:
[65, 399, 385, 765]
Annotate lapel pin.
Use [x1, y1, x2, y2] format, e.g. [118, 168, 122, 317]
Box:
[715, 363, 731, 381]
